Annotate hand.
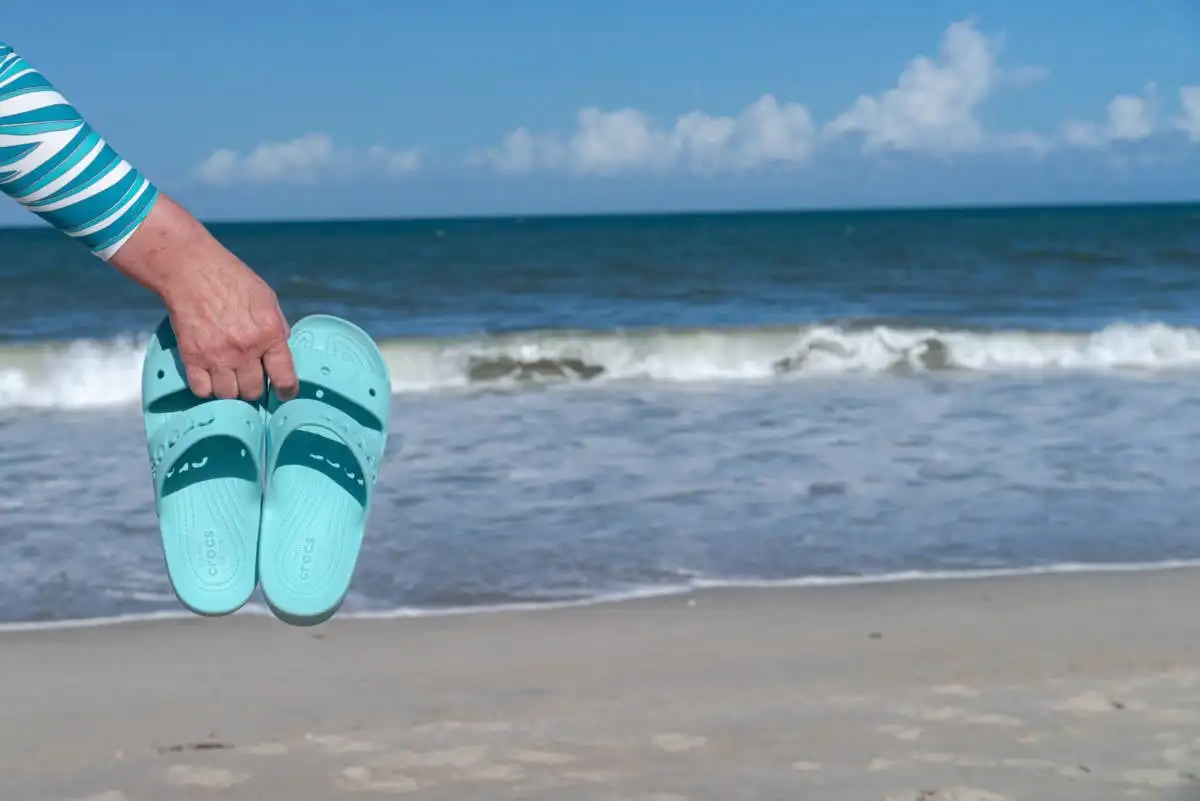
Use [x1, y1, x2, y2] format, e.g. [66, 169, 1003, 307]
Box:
[107, 194, 300, 402]
[162, 254, 299, 402]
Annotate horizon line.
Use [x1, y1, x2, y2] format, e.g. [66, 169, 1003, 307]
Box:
[0, 197, 1196, 233]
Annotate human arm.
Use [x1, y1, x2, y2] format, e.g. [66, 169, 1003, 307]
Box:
[0, 42, 297, 400]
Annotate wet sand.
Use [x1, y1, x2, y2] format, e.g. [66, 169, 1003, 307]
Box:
[5, 568, 1200, 800]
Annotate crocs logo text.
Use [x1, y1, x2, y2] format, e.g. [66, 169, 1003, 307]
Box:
[298, 536, 317, 581]
[203, 530, 221, 578]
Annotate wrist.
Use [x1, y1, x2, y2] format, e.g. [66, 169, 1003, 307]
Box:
[107, 193, 220, 302]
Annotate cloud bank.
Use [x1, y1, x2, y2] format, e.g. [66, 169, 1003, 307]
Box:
[194, 133, 422, 186]
[469, 20, 1197, 176]
[193, 20, 1199, 185]
[467, 94, 817, 177]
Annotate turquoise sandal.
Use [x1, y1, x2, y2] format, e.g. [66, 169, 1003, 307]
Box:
[258, 314, 391, 626]
[141, 317, 265, 616]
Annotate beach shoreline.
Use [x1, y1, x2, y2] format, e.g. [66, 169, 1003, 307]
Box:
[8, 558, 1200, 634]
[5, 568, 1200, 800]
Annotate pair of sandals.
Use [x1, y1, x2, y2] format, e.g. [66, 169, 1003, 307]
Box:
[141, 314, 391, 626]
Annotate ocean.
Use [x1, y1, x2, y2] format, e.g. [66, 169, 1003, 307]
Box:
[1, 203, 1199, 626]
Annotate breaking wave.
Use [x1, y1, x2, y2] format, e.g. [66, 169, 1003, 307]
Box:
[4, 320, 1200, 410]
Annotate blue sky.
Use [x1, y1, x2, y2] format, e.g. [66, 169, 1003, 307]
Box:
[4, 1, 1199, 222]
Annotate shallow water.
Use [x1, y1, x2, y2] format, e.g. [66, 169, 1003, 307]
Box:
[1, 204, 1198, 623]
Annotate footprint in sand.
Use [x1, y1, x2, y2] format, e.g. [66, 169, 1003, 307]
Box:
[337, 765, 420, 794]
[1053, 690, 1127, 712]
[410, 720, 513, 735]
[380, 745, 488, 769]
[1161, 745, 1200, 766]
[897, 705, 963, 722]
[1121, 768, 1195, 788]
[878, 724, 923, 741]
[469, 764, 525, 782]
[914, 753, 997, 768]
[166, 764, 249, 790]
[509, 749, 577, 765]
[885, 788, 1012, 801]
[962, 712, 1024, 727]
[1001, 757, 1058, 770]
[306, 733, 379, 753]
[652, 733, 708, 753]
[1146, 708, 1200, 724]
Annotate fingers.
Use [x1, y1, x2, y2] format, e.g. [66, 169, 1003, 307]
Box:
[235, 361, 266, 401]
[262, 341, 299, 401]
[186, 365, 214, 398]
[173, 302, 294, 402]
[210, 367, 239, 400]
[183, 348, 287, 402]
[186, 362, 270, 401]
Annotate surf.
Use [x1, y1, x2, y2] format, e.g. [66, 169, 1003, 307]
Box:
[4, 319, 1200, 409]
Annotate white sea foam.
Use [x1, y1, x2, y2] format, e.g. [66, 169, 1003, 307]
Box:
[3, 321, 1200, 409]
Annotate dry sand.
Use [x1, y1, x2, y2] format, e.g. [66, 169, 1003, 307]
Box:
[5, 568, 1200, 800]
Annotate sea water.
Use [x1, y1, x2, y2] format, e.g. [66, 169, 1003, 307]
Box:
[1, 204, 1198, 624]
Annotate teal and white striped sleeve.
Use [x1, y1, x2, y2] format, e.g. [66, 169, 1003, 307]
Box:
[0, 42, 159, 261]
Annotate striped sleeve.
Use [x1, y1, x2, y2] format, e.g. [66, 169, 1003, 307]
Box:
[0, 42, 159, 261]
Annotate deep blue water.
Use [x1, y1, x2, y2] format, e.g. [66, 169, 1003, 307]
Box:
[0, 203, 1199, 624]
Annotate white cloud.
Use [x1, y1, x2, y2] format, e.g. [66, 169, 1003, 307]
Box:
[1108, 92, 1155, 140]
[194, 22, 1198, 187]
[471, 94, 815, 176]
[471, 128, 563, 174]
[367, 145, 423, 178]
[194, 133, 422, 186]
[1178, 86, 1200, 142]
[1061, 85, 1157, 149]
[824, 20, 1001, 153]
[1060, 120, 1105, 150]
[471, 19, 1064, 176]
[823, 20, 1050, 156]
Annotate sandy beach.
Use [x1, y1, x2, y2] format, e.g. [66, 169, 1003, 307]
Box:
[5, 568, 1200, 801]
